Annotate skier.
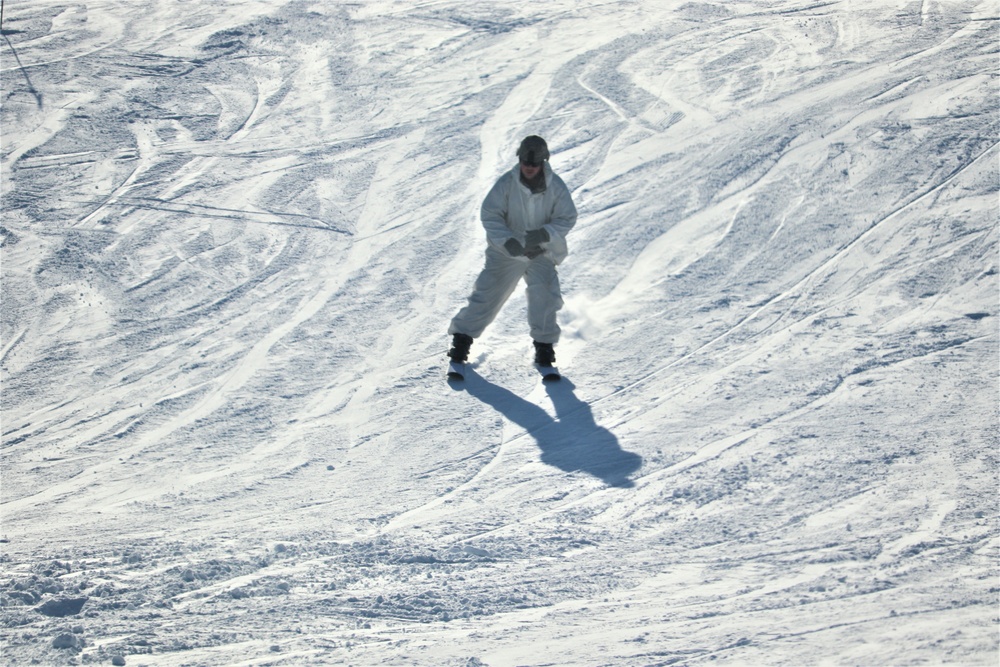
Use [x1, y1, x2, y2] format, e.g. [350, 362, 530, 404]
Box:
[447, 135, 578, 379]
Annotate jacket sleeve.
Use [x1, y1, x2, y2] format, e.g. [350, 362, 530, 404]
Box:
[480, 173, 518, 255]
[545, 175, 577, 238]
[540, 174, 577, 264]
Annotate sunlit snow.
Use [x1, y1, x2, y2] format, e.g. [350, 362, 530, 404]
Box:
[2, 1, 997, 665]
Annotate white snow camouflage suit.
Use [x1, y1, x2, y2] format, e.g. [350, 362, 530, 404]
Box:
[449, 161, 577, 344]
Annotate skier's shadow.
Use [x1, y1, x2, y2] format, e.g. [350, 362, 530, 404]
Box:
[459, 369, 641, 488]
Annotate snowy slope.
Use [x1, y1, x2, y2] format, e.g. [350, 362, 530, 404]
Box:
[1, 0, 997, 665]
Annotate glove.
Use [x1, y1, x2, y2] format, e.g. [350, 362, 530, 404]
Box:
[504, 238, 525, 257]
[525, 228, 550, 246]
[524, 246, 545, 259]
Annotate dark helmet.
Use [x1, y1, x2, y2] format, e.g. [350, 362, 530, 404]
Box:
[516, 135, 549, 164]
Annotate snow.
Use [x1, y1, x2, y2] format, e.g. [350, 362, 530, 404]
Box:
[1, 0, 997, 665]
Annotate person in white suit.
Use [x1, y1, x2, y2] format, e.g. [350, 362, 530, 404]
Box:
[448, 136, 578, 367]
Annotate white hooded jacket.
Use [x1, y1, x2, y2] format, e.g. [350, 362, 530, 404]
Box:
[480, 162, 577, 265]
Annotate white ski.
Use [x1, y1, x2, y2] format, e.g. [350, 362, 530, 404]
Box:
[536, 363, 561, 382]
[447, 360, 466, 380]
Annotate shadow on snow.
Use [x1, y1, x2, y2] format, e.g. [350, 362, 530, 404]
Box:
[457, 369, 642, 488]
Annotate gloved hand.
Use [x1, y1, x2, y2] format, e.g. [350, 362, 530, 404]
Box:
[504, 238, 525, 257]
[524, 246, 545, 259]
[525, 228, 550, 246]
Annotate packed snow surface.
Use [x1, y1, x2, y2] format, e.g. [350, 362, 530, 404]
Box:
[2, 0, 998, 665]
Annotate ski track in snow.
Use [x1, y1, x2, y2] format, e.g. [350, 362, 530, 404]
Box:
[1, 1, 997, 665]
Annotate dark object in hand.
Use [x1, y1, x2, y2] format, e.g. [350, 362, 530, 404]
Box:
[525, 228, 550, 245]
[504, 238, 525, 256]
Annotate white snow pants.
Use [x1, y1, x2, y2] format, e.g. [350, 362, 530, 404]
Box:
[449, 247, 563, 344]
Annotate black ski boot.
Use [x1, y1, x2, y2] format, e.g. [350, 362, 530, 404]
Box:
[447, 333, 473, 381]
[533, 341, 560, 381]
[449, 333, 473, 363]
[533, 341, 556, 367]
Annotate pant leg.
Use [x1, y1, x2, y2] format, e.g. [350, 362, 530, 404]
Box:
[449, 248, 529, 339]
[524, 257, 563, 344]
